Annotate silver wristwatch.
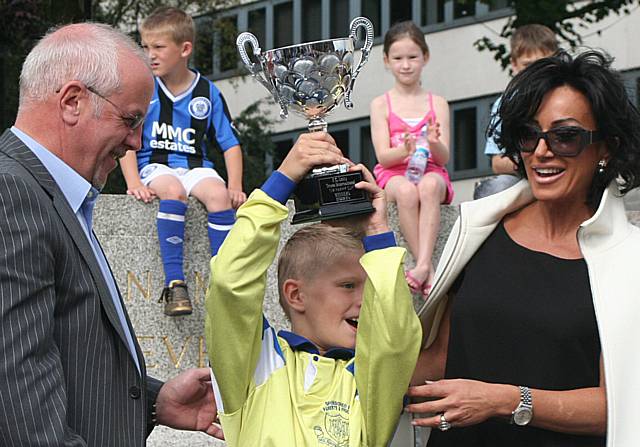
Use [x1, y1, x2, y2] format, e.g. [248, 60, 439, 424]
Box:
[511, 386, 533, 426]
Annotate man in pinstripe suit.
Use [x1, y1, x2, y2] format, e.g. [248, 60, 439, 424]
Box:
[0, 23, 221, 446]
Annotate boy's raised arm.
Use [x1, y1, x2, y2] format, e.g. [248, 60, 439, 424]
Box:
[205, 183, 288, 414]
[351, 166, 422, 445]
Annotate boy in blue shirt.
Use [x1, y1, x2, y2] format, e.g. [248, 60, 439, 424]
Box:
[121, 7, 245, 316]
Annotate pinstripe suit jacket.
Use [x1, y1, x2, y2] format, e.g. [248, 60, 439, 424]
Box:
[0, 129, 162, 446]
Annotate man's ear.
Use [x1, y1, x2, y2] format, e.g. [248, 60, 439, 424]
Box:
[282, 278, 306, 314]
[58, 81, 87, 126]
[181, 41, 193, 59]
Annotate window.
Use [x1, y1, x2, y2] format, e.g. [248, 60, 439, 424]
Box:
[360, 125, 376, 170]
[268, 94, 501, 180]
[362, 0, 382, 37]
[621, 69, 640, 108]
[215, 15, 238, 73]
[248, 8, 267, 47]
[274, 2, 294, 47]
[453, 107, 477, 172]
[194, 16, 214, 75]
[330, 0, 350, 38]
[332, 129, 350, 158]
[445, 94, 498, 179]
[390, 0, 413, 26]
[488, 0, 509, 11]
[302, 0, 323, 42]
[453, 0, 475, 19]
[273, 138, 295, 169]
[436, 0, 446, 23]
[208, 0, 512, 80]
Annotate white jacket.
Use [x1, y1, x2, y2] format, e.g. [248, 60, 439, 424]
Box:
[418, 180, 640, 446]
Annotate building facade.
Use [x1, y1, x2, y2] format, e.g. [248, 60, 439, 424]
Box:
[197, 0, 640, 204]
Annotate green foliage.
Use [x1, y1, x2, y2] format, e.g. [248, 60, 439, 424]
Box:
[207, 99, 276, 194]
[0, 0, 53, 127]
[92, 0, 234, 30]
[474, 0, 639, 70]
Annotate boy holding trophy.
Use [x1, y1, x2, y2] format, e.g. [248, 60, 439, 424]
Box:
[205, 132, 421, 446]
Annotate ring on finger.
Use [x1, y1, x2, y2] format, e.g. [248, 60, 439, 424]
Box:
[438, 413, 452, 432]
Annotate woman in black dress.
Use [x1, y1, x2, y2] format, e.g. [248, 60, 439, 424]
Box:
[406, 50, 640, 446]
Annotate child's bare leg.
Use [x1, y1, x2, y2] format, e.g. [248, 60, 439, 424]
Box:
[409, 173, 446, 294]
[190, 178, 234, 257]
[190, 177, 232, 212]
[384, 176, 420, 257]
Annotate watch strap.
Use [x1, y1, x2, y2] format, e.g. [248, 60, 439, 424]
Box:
[510, 385, 533, 425]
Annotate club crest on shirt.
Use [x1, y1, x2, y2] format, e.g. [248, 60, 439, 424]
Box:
[314, 401, 350, 446]
[140, 164, 158, 179]
[188, 96, 211, 120]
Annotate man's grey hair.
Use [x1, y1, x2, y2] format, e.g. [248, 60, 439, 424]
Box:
[19, 22, 148, 112]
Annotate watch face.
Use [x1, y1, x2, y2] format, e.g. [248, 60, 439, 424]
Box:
[513, 408, 533, 426]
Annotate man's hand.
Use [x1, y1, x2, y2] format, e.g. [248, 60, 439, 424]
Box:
[228, 188, 247, 209]
[155, 368, 224, 439]
[277, 132, 348, 183]
[127, 183, 156, 203]
[350, 164, 389, 236]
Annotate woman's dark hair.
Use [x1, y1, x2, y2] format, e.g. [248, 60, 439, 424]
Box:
[383, 21, 429, 56]
[490, 49, 640, 209]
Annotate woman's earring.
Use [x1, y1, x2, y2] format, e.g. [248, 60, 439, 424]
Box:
[598, 159, 607, 174]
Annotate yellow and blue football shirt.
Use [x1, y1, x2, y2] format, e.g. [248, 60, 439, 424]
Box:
[137, 70, 239, 170]
[205, 172, 422, 447]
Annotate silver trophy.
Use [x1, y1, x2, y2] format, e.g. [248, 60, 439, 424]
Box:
[237, 17, 375, 224]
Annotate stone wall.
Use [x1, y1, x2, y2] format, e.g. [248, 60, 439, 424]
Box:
[93, 196, 459, 446]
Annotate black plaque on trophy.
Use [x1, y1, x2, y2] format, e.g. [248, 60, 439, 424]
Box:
[291, 168, 374, 224]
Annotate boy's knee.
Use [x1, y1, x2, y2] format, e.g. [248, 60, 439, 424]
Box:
[162, 184, 188, 202]
[199, 186, 232, 212]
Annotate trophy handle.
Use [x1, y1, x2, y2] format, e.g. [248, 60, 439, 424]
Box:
[345, 17, 374, 109]
[236, 32, 288, 118]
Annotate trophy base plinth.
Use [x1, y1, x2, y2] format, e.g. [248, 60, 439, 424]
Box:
[290, 165, 375, 225]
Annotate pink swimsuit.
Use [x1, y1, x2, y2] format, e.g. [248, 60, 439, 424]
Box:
[373, 92, 454, 204]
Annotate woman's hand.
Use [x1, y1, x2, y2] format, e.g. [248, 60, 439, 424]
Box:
[406, 379, 519, 429]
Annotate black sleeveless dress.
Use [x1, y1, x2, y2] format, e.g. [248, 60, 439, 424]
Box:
[427, 222, 606, 447]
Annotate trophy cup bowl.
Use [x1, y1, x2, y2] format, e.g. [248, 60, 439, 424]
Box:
[237, 17, 375, 224]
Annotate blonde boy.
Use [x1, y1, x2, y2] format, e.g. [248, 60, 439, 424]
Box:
[486, 24, 559, 175]
[205, 132, 422, 446]
[121, 7, 245, 316]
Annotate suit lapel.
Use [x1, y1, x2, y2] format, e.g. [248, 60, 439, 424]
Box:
[0, 129, 142, 369]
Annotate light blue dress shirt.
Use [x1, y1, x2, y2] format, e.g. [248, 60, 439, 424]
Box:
[11, 126, 141, 374]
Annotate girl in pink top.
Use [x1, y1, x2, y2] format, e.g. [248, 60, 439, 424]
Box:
[370, 21, 453, 297]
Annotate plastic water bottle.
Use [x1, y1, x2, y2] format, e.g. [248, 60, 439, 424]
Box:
[405, 127, 430, 184]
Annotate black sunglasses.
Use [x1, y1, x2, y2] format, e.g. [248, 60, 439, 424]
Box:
[517, 125, 603, 157]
